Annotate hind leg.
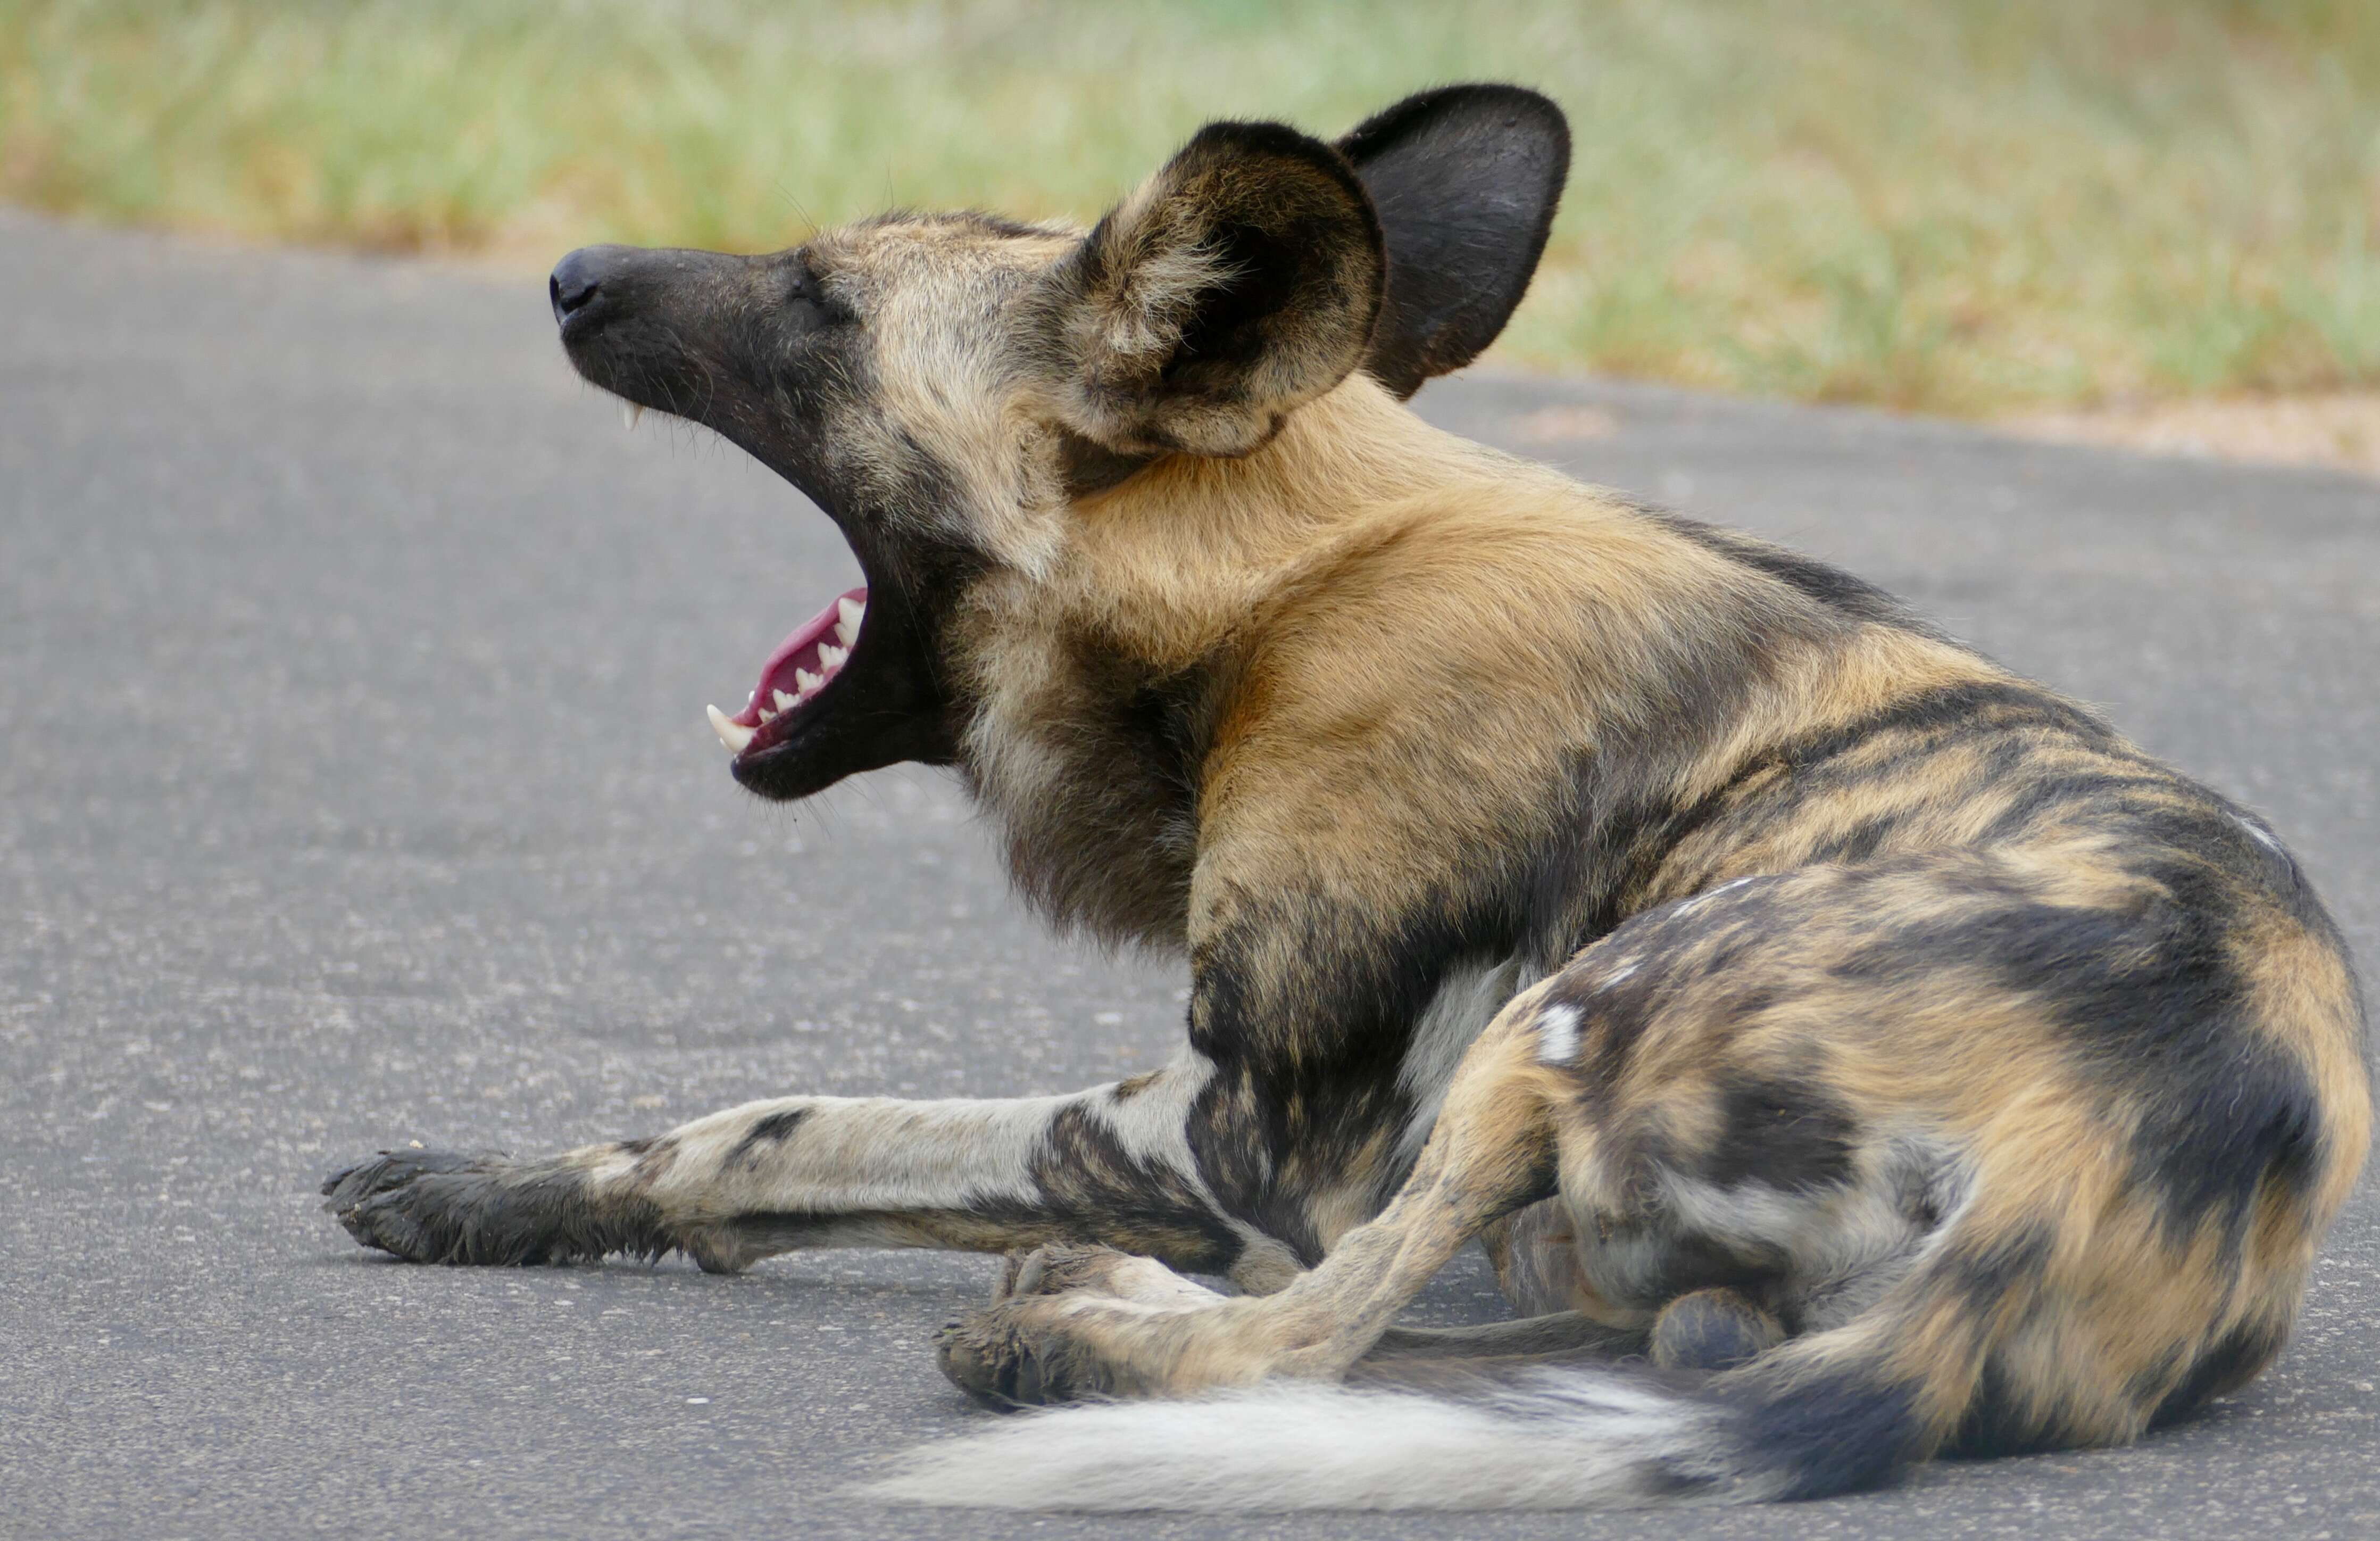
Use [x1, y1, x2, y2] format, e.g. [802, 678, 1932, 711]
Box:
[980, 1239, 1642, 1365]
[936, 985, 1572, 1405]
[936, 865, 1968, 1408]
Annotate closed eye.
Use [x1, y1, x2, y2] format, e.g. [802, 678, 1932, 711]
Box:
[790, 263, 858, 329]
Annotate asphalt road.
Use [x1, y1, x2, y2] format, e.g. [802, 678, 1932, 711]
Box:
[3, 208, 2375, 1540]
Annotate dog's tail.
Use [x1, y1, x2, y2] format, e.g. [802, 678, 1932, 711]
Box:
[862, 1225, 2040, 1513]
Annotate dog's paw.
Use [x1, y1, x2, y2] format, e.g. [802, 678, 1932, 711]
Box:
[941, 1251, 1238, 1407]
[320, 1148, 579, 1265]
[936, 1299, 1120, 1409]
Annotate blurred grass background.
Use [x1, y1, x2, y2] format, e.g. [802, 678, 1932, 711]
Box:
[2, 0, 2376, 415]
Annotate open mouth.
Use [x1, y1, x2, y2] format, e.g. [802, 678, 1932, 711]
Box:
[705, 586, 868, 759]
[547, 242, 954, 793]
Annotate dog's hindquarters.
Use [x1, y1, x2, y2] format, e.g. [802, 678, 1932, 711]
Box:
[1535, 841, 2366, 1455]
[885, 833, 2369, 1510]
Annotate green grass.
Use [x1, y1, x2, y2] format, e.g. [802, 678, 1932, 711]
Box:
[4, 0, 2378, 413]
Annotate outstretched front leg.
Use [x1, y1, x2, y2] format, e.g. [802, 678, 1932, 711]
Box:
[325, 834, 1537, 1290]
[321, 1054, 1301, 1287]
[935, 989, 1567, 1405]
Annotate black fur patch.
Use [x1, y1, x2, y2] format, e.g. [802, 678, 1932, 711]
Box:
[727, 1107, 810, 1169]
[2148, 1318, 2290, 1427]
[1644, 509, 1935, 634]
[1699, 1074, 1860, 1194]
[1976, 768, 2193, 844]
[1805, 812, 1900, 867]
[1844, 859, 2328, 1251]
[2134, 1035, 2325, 1247]
[986, 627, 1216, 946]
[1025, 1103, 1244, 1272]
[1937, 1222, 2057, 1312]
[1945, 1356, 2075, 1458]
[320, 1150, 670, 1266]
[1056, 429, 1159, 497]
[1724, 1361, 1928, 1500]
[1186, 883, 1512, 1258]
[1560, 678, 2103, 948]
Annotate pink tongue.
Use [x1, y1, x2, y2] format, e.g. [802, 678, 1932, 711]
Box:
[729, 586, 867, 727]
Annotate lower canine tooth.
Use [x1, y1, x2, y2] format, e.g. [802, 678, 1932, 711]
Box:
[706, 705, 755, 753]
[621, 402, 645, 432]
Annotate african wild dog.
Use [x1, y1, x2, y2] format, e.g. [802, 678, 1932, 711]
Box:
[322, 85, 2371, 1510]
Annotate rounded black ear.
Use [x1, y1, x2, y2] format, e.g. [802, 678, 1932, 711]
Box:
[1337, 84, 1571, 399]
[1040, 121, 1386, 458]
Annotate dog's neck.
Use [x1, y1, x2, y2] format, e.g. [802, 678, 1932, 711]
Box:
[1050, 376, 1526, 670]
[951, 377, 1538, 946]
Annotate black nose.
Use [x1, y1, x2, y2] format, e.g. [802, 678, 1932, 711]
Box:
[549, 247, 608, 326]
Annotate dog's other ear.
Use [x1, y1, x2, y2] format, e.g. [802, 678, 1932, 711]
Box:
[1042, 121, 1385, 458]
[1338, 84, 1570, 399]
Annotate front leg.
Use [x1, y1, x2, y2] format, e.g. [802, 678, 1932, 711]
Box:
[322, 1055, 1279, 1282]
[325, 833, 1516, 1285]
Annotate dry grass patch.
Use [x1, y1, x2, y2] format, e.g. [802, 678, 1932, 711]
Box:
[2003, 395, 2380, 478]
[3, 1, 2377, 419]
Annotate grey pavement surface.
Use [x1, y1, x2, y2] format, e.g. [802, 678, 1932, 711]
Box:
[3, 207, 2376, 1539]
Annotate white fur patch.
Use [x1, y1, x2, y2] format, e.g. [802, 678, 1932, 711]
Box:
[861, 1372, 1756, 1512]
[1669, 876, 1759, 919]
[1535, 1004, 1584, 1066]
[648, 1092, 1061, 1214]
[618, 1055, 1222, 1223]
[2232, 813, 2284, 853]
[1395, 956, 1525, 1164]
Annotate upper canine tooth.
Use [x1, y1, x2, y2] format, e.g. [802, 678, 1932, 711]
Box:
[620, 402, 645, 432]
[836, 598, 863, 645]
[706, 705, 755, 753]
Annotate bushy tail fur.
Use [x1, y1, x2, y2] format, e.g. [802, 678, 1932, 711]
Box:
[865, 1369, 1746, 1511]
[864, 1232, 2024, 1512]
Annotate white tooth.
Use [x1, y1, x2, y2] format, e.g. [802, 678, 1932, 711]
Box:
[706, 705, 755, 753]
[620, 401, 646, 432]
[794, 668, 823, 697]
[836, 598, 863, 644]
[818, 644, 847, 670]
[772, 690, 797, 712]
[756, 705, 778, 724]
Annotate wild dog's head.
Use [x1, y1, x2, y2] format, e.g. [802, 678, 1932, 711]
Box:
[551, 84, 1567, 802]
